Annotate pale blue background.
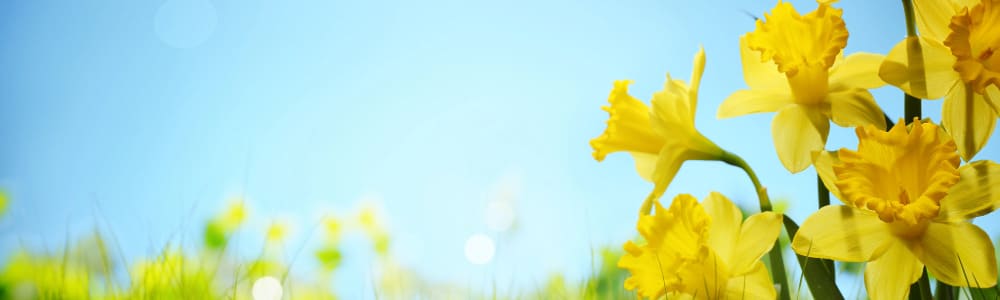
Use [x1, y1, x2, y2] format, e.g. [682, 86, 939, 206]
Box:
[1, 0, 998, 297]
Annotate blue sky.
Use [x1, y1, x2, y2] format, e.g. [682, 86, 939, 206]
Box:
[1, 0, 998, 296]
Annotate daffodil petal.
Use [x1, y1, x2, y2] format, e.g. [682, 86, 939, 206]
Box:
[914, 221, 998, 288]
[730, 211, 780, 275]
[791, 205, 892, 261]
[717, 89, 794, 119]
[725, 261, 776, 300]
[771, 105, 829, 173]
[913, 0, 963, 42]
[629, 152, 658, 182]
[937, 160, 1000, 222]
[879, 36, 961, 99]
[813, 150, 844, 202]
[652, 77, 695, 134]
[942, 82, 998, 161]
[702, 191, 742, 267]
[830, 52, 887, 90]
[739, 36, 785, 90]
[649, 146, 686, 200]
[652, 47, 705, 132]
[590, 80, 665, 161]
[827, 87, 887, 129]
[986, 84, 1000, 115]
[689, 47, 706, 108]
[864, 240, 923, 300]
[620, 240, 666, 298]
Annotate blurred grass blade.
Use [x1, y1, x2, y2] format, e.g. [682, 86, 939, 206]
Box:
[783, 215, 844, 300]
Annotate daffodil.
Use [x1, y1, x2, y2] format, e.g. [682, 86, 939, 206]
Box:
[795, 120, 1000, 299]
[0, 189, 7, 219]
[221, 199, 248, 230]
[718, 0, 887, 173]
[591, 48, 725, 212]
[618, 192, 781, 299]
[880, 0, 1000, 161]
[266, 220, 289, 242]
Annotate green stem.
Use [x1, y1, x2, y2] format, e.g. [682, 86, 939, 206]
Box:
[935, 281, 956, 300]
[815, 176, 836, 277]
[720, 151, 772, 212]
[908, 269, 933, 300]
[720, 151, 789, 300]
[902, 0, 917, 36]
[817, 175, 830, 208]
[902, 0, 922, 123]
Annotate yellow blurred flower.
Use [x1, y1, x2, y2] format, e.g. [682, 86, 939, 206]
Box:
[880, 0, 1000, 161]
[0, 189, 8, 218]
[794, 121, 1000, 299]
[266, 221, 288, 243]
[221, 200, 248, 230]
[358, 205, 378, 230]
[618, 193, 781, 299]
[323, 215, 343, 242]
[718, 0, 887, 173]
[590, 48, 725, 212]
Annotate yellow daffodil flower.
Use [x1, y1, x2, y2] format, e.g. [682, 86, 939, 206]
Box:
[0, 189, 7, 219]
[591, 48, 725, 212]
[266, 221, 289, 242]
[794, 120, 1000, 299]
[719, 0, 887, 173]
[221, 199, 248, 230]
[618, 192, 781, 299]
[880, 0, 1000, 161]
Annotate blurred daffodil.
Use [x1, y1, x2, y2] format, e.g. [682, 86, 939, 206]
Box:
[794, 121, 1000, 299]
[591, 48, 726, 213]
[322, 215, 343, 243]
[719, 0, 887, 173]
[266, 221, 288, 243]
[0, 189, 8, 219]
[359, 205, 378, 231]
[618, 193, 781, 299]
[204, 200, 249, 249]
[880, 0, 1000, 161]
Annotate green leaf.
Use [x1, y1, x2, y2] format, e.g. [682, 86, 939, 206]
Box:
[966, 287, 999, 300]
[783, 215, 844, 300]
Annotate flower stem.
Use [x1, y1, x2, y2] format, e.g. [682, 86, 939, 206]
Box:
[902, 0, 917, 36]
[720, 151, 771, 212]
[902, 0, 922, 123]
[815, 175, 836, 276]
[909, 269, 933, 300]
[720, 151, 789, 300]
[935, 281, 955, 300]
[817, 175, 830, 208]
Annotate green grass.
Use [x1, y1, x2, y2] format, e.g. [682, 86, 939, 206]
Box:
[0, 200, 630, 299]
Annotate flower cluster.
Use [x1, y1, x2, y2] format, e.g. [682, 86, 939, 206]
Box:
[592, 0, 1000, 299]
